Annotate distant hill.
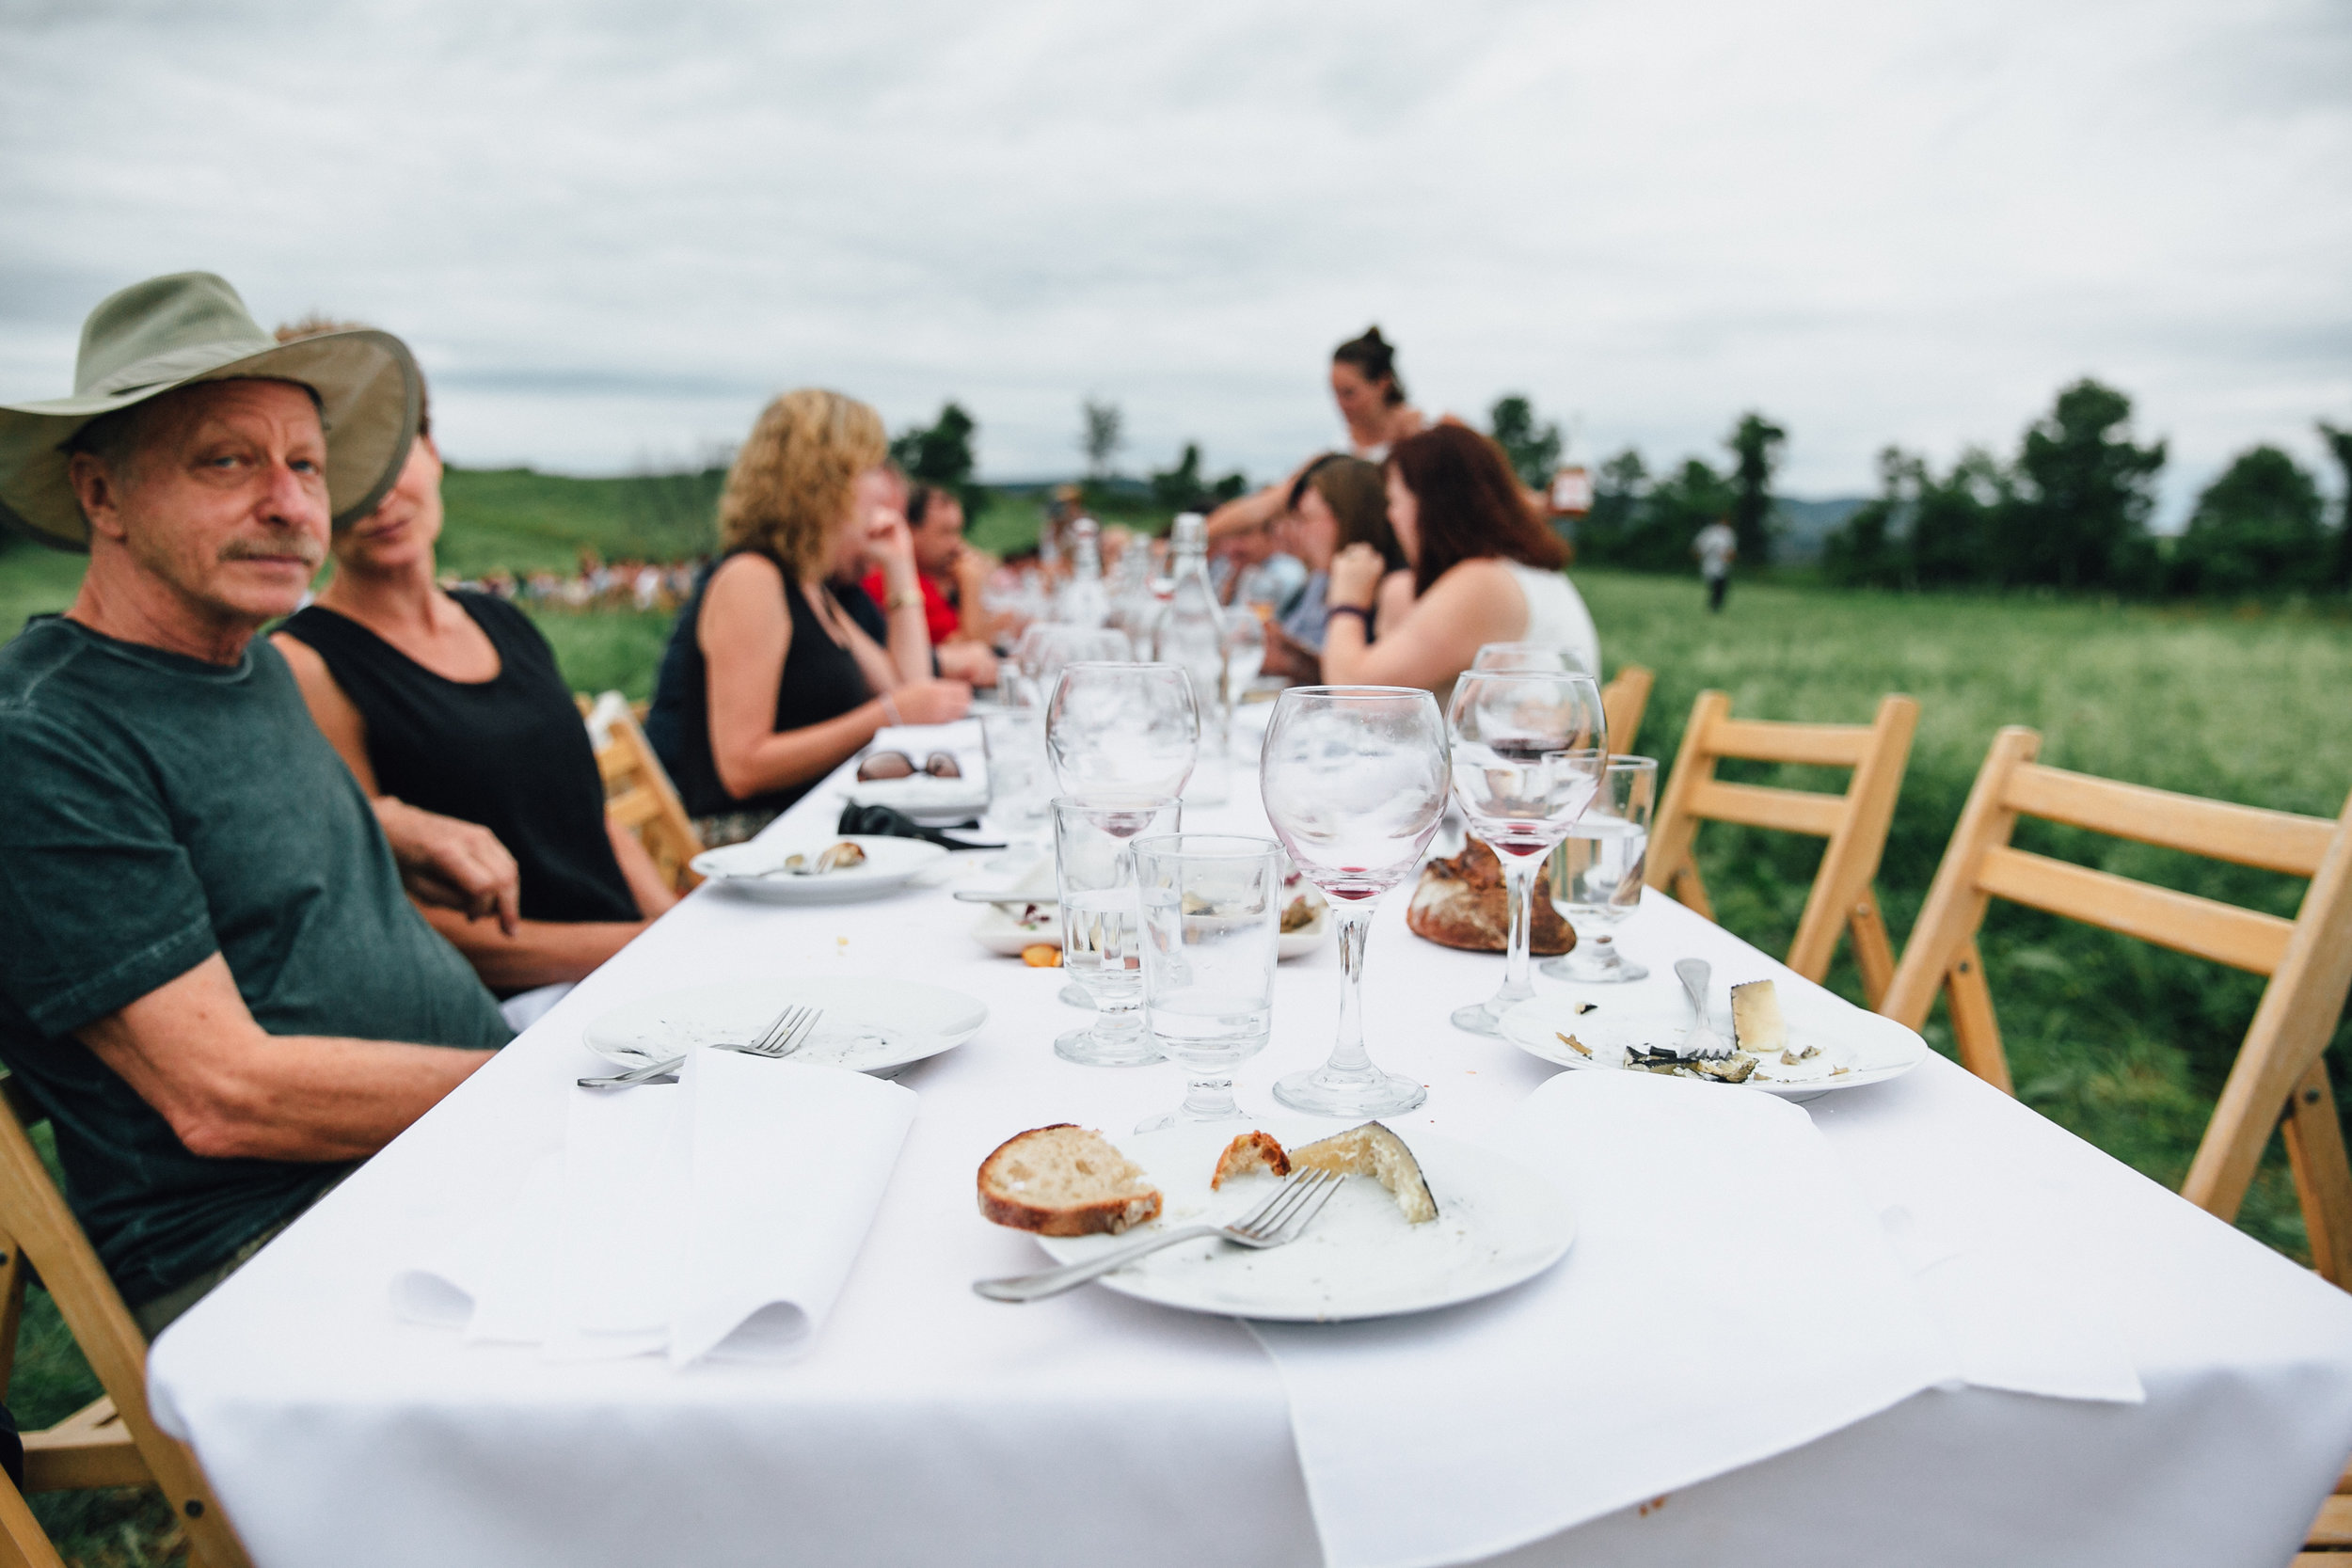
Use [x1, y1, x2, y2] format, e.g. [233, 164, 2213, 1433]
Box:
[1772, 497, 1868, 563]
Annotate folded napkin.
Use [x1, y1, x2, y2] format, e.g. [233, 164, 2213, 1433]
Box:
[1248, 1071, 1965, 1568]
[393, 1054, 916, 1367]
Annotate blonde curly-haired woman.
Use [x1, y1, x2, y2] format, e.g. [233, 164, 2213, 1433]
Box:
[645, 389, 970, 845]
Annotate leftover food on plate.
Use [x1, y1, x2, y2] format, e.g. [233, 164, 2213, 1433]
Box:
[783, 841, 866, 876]
[1279, 895, 1321, 934]
[1287, 1123, 1438, 1224]
[979, 1125, 1162, 1236]
[1210, 1130, 1292, 1189]
[1021, 943, 1062, 967]
[1552, 981, 1851, 1085]
[1406, 839, 1574, 955]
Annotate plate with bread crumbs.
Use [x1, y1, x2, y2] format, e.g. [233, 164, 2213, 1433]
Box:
[1495, 976, 1929, 1099]
[980, 1119, 1573, 1322]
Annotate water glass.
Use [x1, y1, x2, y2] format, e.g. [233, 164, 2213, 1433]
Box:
[1052, 795, 1183, 1067]
[1046, 661, 1200, 800]
[979, 707, 1052, 870]
[1446, 670, 1607, 1036]
[1133, 834, 1283, 1131]
[1541, 755, 1658, 983]
[1260, 685, 1450, 1117]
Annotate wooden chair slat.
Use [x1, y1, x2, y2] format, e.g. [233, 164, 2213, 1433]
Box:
[1600, 665, 1653, 757]
[2003, 764, 2336, 878]
[2312, 1493, 2352, 1547]
[22, 1406, 146, 1492]
[0, 1471, 65, 1568]
[1974, 847, 2296, 975]
[1684, 779, 1848, 837]
[1706, 718, 1874, 768]
[1645, 691, 1919, 1006]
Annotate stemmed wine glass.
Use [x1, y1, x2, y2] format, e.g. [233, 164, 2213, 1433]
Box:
[1014, 626, 1134, 710]
[1259, 686, 1451, 1117]
[1045, 662, 1200, 800]
[1470, 641, 1593, 676]
[1446, 670, 1607, 1036]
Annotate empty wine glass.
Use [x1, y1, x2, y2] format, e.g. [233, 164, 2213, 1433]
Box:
[1471, 641, 1593, 675]
[1046, 662, 1200, 800]
[1014, 626, 1133, 708]
[1260, 686, 1450, 1117]
[1446, 670, 1607, 1036]
[1053, 796, 1183, 1067]
[1542, 755, 1657, 983]
[1133, 834, 1283, 1131]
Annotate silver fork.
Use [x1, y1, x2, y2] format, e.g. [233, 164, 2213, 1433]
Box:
[973, 1169, 1344, 1303]
[575, 1003, 821, 1087]
[717, 1004, 822, 1059]
[1675, 958, 1732, 1060]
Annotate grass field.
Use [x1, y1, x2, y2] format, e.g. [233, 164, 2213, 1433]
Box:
[1, 531, 2349, 1562]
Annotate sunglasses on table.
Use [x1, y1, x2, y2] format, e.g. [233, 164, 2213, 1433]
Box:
[857, 751, 962, 782]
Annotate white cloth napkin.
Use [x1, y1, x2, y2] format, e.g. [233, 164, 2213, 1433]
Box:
[1248, 1071, 1967, 1568]
[393, 1055, 916, 1367]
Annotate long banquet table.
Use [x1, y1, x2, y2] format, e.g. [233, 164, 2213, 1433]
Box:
[150, 738, 2352, 1568]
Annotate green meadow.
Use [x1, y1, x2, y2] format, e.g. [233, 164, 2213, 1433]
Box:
[2, 505, 2349, 1563]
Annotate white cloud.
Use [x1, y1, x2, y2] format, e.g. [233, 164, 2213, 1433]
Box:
[2, 0, 2345, 519]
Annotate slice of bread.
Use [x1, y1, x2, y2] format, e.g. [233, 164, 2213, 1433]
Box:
[1290, 1121, 1438, 1224]
[1211, 1131, 1291, 1189]
[978, 1124, 1163, 1236]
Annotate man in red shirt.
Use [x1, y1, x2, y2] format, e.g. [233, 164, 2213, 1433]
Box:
[864, 483, 997, 687]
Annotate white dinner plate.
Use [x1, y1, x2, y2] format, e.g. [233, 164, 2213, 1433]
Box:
[1033, 1120, 1575, 1322]
[691, 833, 946, 902]
[1497, 978, 1930, 1097]
[582, 976, 987, 1077]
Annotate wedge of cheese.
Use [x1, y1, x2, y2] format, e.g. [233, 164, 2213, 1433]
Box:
[1728, 979, 1788, 1056]
[1289, 1122, 1438, 1224]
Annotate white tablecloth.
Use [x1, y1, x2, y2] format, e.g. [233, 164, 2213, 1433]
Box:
[148, 753, 2352, 1568]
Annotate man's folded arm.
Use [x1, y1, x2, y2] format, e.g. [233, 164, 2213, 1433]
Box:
[75, 954, 493, 1164]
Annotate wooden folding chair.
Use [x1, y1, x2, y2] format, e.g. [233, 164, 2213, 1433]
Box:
[1880, 727, 2352, 1291]
[1644, 691, 1920, 1008]
[0, 1468, 65, 1568]
[1600, 664, 1654, 757]
[2303, 1457, 2352, 1561]
[581, 690, 704, 893]
[0, 1077, 249, 1568]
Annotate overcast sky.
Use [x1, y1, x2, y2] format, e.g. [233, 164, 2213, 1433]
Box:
[3, 0, 2346, 518]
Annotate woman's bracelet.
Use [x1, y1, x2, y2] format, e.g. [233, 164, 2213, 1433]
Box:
[1327, 604, 1372, 625]
[880, 692, 902, 728]
[886, 587, 925, 612]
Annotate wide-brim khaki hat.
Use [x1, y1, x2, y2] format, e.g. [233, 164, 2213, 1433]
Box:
[0, 271, 421, 551]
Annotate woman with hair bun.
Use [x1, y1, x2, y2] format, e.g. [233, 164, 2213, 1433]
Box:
[1328, 325, 1427, 461]
[1318, 424, 1599, 698]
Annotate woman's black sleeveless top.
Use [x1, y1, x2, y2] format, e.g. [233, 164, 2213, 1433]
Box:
[643, 551, 876, 818]
[278, 592, 638, 925]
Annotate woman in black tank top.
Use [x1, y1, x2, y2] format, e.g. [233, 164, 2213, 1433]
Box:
[269, 370, 672, 1002]
[643, 389, 973, 845]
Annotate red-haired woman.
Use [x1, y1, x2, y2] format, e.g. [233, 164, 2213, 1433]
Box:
[1318, 424, 1599, 697]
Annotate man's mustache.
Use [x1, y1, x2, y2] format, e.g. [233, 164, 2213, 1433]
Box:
[218, 536, 325, 567]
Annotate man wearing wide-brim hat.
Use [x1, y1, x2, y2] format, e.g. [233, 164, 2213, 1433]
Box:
[0, 273, 518, 1335]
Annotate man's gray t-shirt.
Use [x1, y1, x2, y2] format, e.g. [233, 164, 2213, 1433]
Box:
[0, 617, 509, 1307]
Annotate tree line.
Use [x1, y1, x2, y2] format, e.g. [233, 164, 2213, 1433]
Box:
[1817, 382, 2352, 596]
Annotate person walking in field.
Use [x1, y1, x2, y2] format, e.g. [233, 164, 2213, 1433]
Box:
[1694, 515, 1738, 612]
